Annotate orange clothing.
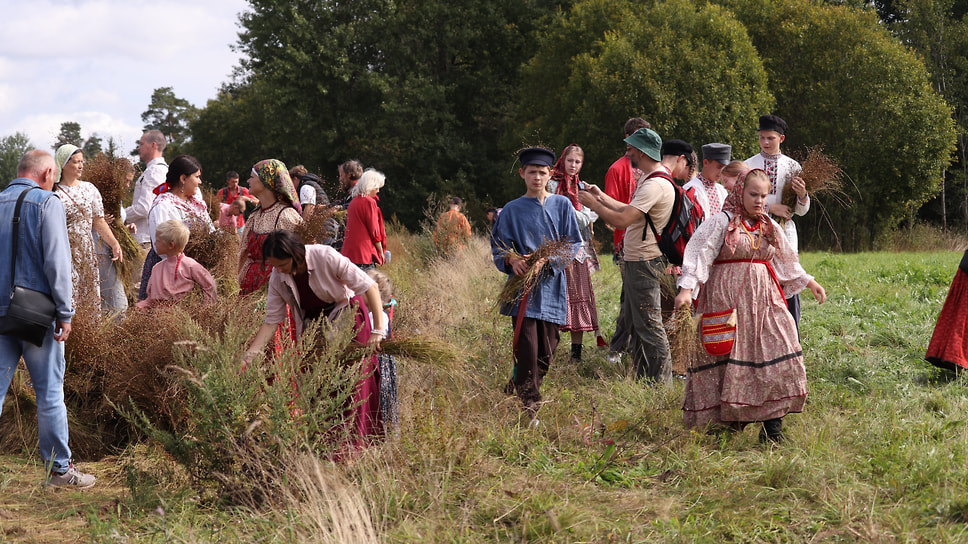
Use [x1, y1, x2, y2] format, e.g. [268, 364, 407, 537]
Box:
[433, 208, 471, 255]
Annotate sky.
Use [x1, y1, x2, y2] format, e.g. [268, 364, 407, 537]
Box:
[0, 0, 250, 152]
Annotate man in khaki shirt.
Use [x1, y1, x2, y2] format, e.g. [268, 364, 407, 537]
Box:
[579, 128, 674, 381]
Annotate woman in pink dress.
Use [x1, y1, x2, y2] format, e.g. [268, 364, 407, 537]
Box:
[674, 169, 826, 443]
[238, 160, 303, 295]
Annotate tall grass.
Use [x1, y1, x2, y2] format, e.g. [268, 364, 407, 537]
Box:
[10, 224, 968, 542]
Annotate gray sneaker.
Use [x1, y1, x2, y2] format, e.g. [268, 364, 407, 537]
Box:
[47, 464, 96, 489]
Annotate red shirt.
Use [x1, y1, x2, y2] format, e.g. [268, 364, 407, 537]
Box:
[604, 155, 637, 251]
[341, 194, 387, 266]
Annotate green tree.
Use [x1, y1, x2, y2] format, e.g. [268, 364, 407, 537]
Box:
[53, 121, 82, 149]
[515, 0, 774, 187]
[192, 0, 563, 228]
[883, 0, 968, 231]
[82, 135, 103, 158]
[141, 86, 197, 153]
[720, 0, 957, 250]
[0, 132, 34, 189]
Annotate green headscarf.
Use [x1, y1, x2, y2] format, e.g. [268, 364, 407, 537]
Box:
[54, 144, 81, 183]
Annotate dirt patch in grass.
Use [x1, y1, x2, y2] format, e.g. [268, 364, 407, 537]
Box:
[0, 455, 126, 543]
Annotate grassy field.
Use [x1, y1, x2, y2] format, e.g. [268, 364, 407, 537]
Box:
[1, 231, 967, 543]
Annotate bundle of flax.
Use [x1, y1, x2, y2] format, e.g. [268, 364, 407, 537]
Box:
[495, 238, 576, 306]
[293, 205, 343, 245]
[666, 302, 703, 376]
[781, 146, 843, 209]
[83, 155, 144, 297]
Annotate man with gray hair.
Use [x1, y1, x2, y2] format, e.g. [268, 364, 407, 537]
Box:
[0, 150, 95, 488]
[125, 129, 168, 248]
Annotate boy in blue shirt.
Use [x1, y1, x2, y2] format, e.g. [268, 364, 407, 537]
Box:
[491, 147, 581, 418]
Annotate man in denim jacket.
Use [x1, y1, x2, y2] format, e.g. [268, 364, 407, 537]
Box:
[0, 150, 95, 488]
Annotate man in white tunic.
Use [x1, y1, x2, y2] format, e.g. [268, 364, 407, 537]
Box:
[745, 114, 809, 326]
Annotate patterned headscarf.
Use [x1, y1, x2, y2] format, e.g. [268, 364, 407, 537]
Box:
[253, 159, 302, 214]
[54, 144, 81, 183]
[722, 168, 779, 250]
[550, 144, 584, 210]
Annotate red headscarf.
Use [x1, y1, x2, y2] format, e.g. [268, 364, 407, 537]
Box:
[550, 144, 584, 210]
[722, 168, 780, 250]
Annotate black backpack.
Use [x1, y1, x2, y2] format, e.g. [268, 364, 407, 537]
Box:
[298, 173, 330, 206]
[641, 171, 705, 266]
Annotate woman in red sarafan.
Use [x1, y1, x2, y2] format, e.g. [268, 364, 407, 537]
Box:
[549, 144, 606, 360]
[238, 159, 303, 295]
[674, 169, 826, 443]
[926, 251, 968, 371]
[341, 169, 387, 269]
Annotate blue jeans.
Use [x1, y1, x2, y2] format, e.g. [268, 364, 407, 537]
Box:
[0, 331, 72, 472]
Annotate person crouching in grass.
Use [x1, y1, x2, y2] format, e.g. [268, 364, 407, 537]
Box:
[136, 219, 216, 309]
[490, 147, 581, 421]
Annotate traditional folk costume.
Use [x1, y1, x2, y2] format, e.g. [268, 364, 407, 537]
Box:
[745, 115, 809, 325]
[678, 170, 815, 439]
[139, 186, 213, 301]
[54, 145, 108, 308]
[136, 253, 217, 309]
[491, 148, 581, 411]
[238, 160, 303, 295]
[684, 173, 728, 217]
[926, 251, 968, 371]
[265, 244, 383, 447]
[550, 145, 605, 358]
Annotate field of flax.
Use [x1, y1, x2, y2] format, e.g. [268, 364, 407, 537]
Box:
[3, 226, 968, 543]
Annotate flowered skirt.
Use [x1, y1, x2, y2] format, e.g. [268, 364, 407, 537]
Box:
[683, 259, 806, 428]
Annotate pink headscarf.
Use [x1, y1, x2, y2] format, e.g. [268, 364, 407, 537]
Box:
[722, 168, 780, 250]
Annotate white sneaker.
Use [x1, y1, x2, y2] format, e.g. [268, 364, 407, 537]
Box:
[606, 352, 622, 364]
[47, 464, 96, 489]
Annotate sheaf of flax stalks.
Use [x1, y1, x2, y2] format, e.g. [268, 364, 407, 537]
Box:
[185, 224, 240, 295]
[665, 302, 703, 376]
[84, 155, 144, 298]
[294, 205, 342, 245]
[495, 238, 575, 307]
[781, 146, 845, 208]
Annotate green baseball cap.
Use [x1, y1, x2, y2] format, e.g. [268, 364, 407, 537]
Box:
[624, 128, 662, 162]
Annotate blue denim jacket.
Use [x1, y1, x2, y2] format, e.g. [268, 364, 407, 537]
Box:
[0, 179, 74, 322]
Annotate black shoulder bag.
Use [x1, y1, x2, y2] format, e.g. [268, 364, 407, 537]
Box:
[0, 187, 58, 346]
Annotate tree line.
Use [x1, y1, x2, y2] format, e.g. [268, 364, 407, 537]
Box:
[2, 0, 965, 251]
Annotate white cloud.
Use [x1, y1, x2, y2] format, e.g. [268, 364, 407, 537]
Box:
[0, 0, 248, 153]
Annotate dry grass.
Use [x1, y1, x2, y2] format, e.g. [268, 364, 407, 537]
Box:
[782, 146, 846, 208]
[495, 238, 577, 307]
[83, 154, 145, 301]
[666, 303, 702, 376]
[184, 224, 240, 295]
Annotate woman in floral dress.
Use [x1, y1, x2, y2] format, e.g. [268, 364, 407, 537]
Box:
[674, 169, 826, 443]
[238, 159, 303, 295]
[54, 144, 123, 310]
[139, 155, 214, 301]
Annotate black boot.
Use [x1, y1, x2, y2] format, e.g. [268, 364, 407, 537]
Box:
[570, 343, 582, 361]
[759, 418, 784, 444]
